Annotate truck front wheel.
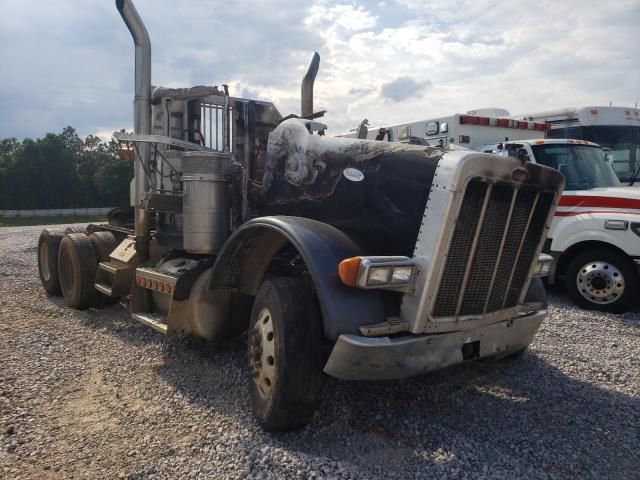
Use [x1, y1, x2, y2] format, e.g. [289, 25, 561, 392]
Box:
[247, 277, 324, 431]
[564, 248, 639, 313]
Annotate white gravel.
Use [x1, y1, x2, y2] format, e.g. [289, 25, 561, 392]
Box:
[1, 224, 639, 480]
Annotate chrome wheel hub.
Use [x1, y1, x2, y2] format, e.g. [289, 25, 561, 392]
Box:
[40, 242, 51, 281]
[248, 308, 276, 400]
[576, 261, 625, 305]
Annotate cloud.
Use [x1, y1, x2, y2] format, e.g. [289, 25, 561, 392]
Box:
[0, 0, 638, 139]
[380, 76, 432, 102]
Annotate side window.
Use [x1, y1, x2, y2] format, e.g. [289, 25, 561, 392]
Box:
[397, 126, 410, 140]
[610, 146, 632, 175]
[425, 122, 439, 136]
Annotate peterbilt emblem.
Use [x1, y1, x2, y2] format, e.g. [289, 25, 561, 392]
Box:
[343, 168, 365, 182]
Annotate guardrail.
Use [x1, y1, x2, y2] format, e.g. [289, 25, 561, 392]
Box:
[0, 207, 114, 218]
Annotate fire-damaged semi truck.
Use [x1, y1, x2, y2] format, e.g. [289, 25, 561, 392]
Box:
[36, 0, 564, 431]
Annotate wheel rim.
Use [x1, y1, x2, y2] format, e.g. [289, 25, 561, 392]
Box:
[248, 307, 276, 400]
[39, 242, 51, 281]
[576, 261, 625, 305]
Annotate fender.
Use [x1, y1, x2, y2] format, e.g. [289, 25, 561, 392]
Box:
[549, 212, 640, 257]
[209, 216, 385, 340]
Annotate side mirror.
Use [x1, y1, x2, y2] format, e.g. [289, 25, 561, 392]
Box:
[516, 148, 530, 162]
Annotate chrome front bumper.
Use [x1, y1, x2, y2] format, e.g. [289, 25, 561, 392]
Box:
[323, 310, 546, 380]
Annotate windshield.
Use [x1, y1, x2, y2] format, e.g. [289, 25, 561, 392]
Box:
[530, 144, 620, 190]
[547, 126, 640, 182]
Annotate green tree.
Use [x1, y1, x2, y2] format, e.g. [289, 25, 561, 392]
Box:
[0, 127, 132, 209]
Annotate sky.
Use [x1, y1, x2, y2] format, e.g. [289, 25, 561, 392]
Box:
[0, 0, 639, 140]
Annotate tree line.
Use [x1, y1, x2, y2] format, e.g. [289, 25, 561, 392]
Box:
[0, 127, 132, 210]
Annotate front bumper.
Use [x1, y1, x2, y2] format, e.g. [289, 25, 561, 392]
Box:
[323, 309, 546, 380]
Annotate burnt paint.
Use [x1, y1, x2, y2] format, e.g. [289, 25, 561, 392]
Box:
[260, 119, 442, 256]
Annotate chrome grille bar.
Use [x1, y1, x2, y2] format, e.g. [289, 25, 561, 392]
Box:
[454, 183, 493, 316]
[501, 191, 540, 309]
[482, 188, 518, 313]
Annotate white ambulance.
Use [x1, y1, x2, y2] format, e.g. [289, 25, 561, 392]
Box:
[339, 108, 546, 148]
[481, 139, 640, 312]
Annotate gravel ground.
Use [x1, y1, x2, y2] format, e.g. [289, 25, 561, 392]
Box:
[1, 224, 639, 480]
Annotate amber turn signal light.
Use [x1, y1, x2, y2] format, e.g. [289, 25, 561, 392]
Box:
[338, 257, 361, 287]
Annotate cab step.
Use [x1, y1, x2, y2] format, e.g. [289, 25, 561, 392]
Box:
[95, 261, 133, 297]
[131, 312, 168, 334]
[93, 237, 138, 298]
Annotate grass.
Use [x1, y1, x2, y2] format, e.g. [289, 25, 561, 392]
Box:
[0, 215, 107, 227]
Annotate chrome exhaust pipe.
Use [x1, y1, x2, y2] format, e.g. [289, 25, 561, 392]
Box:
[301, 52, 320, 117]
[116, 0, 151, 257]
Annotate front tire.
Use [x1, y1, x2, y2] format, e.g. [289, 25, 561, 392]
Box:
[247, 277, 324, 432]
[564, 248, 639, 313]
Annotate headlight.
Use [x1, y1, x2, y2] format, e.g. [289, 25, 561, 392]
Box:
[533, 253, 554, 277]
[338, 256, 416, 291]
[391, 266, 414, 285]
[367, 267, 391, 286]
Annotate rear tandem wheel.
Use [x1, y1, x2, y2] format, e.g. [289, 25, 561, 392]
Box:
[37, 229, 65, 295]
[57, 233, 99, 310]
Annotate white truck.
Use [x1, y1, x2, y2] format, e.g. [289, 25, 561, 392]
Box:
[481, 139, 640, 312]
[513, 106, 640, 185]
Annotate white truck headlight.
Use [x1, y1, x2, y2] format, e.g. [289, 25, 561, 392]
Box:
[533, 253, 554, 277]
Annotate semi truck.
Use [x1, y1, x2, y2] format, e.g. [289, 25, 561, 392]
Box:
[36, 0, 564, 431]
[480, 140, 640, 313]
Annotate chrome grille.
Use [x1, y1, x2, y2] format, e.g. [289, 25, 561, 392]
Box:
[432, 178, 554, 318]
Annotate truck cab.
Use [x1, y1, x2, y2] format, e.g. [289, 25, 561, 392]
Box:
[481, 139, 640, 312]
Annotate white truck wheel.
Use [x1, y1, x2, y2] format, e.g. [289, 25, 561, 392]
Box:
[565, 249, 639, 313]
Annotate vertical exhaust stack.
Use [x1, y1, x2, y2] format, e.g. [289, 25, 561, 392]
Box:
[301, 52, 320, 117]
[116, 0, 152, 258]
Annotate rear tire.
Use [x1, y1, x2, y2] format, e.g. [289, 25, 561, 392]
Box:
[88, 231, 119, 262]
[64, 226, 86, 235]
[247, 277, 324, 432]
[58, 233, 99, 310]
[37, 229, 64, 295]
[564, 248, 638, 313]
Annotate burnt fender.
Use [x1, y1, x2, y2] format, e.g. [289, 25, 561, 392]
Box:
[209, 216, 385, 340]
